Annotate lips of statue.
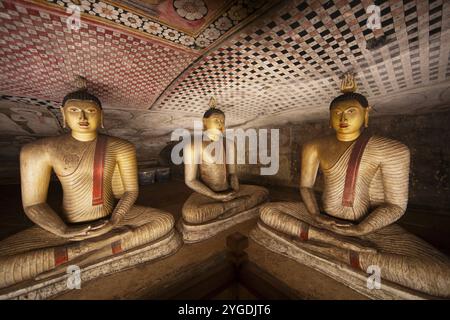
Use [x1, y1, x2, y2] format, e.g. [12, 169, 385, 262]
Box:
[63, 100, 102, 135]
[330, 99, 366, 137]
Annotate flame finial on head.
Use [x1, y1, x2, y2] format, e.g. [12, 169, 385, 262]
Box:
[203, 96, 224, 118]
[208, 96, 217, 109]
[340, 72, 358, 93]
[74, 76, 88, 91]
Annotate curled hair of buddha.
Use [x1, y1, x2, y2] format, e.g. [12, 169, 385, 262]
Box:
[329, 92, 369, 109]
[330, 72, 368, 109]
[203, 107, 225, 118]
[62, 76, 102, 109]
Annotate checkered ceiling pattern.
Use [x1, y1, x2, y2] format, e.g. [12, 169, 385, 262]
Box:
[156, 0, 450, 122]
[0, 0, 449, 157]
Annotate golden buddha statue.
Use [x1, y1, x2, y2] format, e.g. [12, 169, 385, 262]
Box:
[0, 79, 180, 290]
[178, 98, 269, 242]
[253, 73, 450, 297]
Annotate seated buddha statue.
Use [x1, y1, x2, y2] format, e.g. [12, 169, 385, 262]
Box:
[0, 80, 180, 290]
[255, 73, 450, 297]
[179, 99, 269, 243]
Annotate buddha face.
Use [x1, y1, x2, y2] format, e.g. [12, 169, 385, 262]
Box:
[203, 113, 225, 137]
[330, 99, 368, 136]
[61, 99, 102, 134]
[203, 113, 225, 141]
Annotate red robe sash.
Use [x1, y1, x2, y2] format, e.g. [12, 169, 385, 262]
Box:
[92, 135, 108, 206]
[342, 133, 371, 207]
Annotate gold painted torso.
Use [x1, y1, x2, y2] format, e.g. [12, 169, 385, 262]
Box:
[199, 140, 229, 192]
[49, 134, 127, 223]
[317, 135, 409, 221]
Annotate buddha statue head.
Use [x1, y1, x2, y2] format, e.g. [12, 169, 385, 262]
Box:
[329, 73, 371, 141]
[203, 97, 225, 141]
[60, 77, 103, 141]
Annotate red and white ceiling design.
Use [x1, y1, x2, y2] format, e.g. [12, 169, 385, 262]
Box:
[1, 0, 450, 170]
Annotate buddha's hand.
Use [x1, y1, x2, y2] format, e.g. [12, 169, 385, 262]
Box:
[314, 214, 353, 231]
[58, 224, 95, 240]
[214, 190, 237, 202]
[313, 228, 377, 254]
[78, 220, 116, 240]
[64, 219, 113, 241]
[329, 223, 371, 237]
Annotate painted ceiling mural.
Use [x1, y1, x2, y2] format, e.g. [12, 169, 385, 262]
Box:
[0, 0, 450, 180]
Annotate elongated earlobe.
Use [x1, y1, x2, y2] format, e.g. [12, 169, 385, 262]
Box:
[60, 106, 67, 129]
[329, 120, 332, 129]
[364, 106, 371, 128]
[101, 111, 105, 129]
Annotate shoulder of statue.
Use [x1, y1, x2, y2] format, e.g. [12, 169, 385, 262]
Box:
[369, 135, 407, 147]
[102, 134, 136, 151]
[21, 134, 66, 153]
[20, 135, 71, 165]
[369, 135, 410, 158]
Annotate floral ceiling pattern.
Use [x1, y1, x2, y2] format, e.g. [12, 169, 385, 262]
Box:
[42, 0, 268, 49]
[173, 0, 208, 21]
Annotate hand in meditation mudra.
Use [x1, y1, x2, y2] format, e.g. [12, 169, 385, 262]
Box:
[178, 100, 269, 242]
[0, 83, 179, 290]
[256, 74, 450, 297]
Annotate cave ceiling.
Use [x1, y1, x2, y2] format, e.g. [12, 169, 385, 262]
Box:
[1, 0, 449, 163]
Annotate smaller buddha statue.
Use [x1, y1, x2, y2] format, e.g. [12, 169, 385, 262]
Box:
[0, 78, 181, 290]
[251, 73, 450, 298]
[178, 98, 269, 242]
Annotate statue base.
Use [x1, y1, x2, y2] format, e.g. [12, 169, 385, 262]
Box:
[250, 222, 432, 300]
[0, 230, 182, 300]
[177, 206, 261, 243]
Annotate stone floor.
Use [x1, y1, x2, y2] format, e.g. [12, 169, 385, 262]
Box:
[0, 179, 449, 299]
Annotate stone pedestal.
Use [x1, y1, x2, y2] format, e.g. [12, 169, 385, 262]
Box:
[177, 206, 261, 243]
[249, 223, 433, 300]
[0, 231, 182, 300]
